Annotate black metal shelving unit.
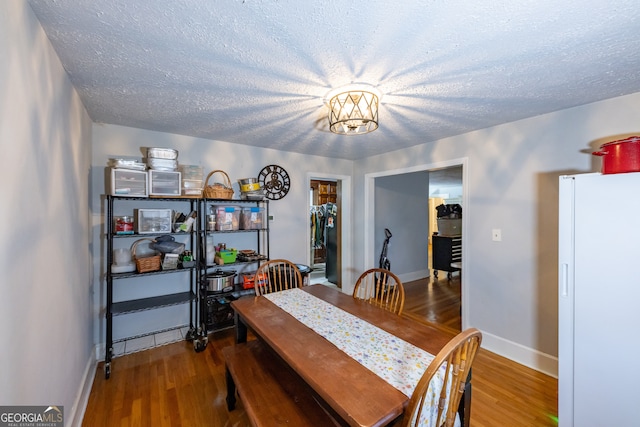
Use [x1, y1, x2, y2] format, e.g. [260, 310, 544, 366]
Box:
[111, 292, 194, 314]
[193, 198, 269, 352]
[104, 195, 198, 379]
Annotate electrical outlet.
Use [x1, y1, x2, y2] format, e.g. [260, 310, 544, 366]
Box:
[492, 229, 502, 241]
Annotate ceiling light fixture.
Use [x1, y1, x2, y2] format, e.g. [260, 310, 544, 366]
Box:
[326, 84, 380, 135]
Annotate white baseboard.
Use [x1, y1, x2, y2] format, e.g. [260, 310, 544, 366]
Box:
[396, 269, 430, 283]
[480, 330, 558, 378]
[95, 342, 105, 361]
[390, 270, 557, 378]
[69, 349, 98, 427]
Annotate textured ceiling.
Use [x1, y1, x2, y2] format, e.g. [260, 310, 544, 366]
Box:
[28, 0, 640, 160]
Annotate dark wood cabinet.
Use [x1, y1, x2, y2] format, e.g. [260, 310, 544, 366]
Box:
[317, 182, 336, 204]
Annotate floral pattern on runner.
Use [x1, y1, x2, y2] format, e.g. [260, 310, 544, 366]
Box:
[264, 288, 454, 426]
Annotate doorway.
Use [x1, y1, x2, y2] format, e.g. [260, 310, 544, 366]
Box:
[364, 158, 468, 328]
[428, 166, 463, 276]
[310, 179, 337, 265]
[309, 177, 342, 288]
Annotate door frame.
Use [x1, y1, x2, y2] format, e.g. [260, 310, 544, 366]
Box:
[364, 157, 469, 328]
[306, 172, 352, 289]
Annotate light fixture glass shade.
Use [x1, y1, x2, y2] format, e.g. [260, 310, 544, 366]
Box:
[328, 90, 379, 135]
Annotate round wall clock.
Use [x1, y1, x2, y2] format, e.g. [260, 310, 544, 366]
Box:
[258, 164, 291, 200]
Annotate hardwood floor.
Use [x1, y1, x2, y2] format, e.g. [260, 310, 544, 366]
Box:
[83, 276, 558, 426]
[403, 275, 462, 331]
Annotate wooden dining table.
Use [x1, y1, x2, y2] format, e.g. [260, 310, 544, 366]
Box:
[231, 284, 470, 427]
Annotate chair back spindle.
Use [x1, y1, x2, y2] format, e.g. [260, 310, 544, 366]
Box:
[352, 268, 405, 315]
[402, 328, 482, 427]
[254, 259, 303, 296]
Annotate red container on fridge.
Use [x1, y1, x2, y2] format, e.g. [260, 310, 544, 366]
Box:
[592, 136, 640, 174]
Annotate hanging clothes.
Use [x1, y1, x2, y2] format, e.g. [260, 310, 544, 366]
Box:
[310, 205, 327, 249]
[310, 206, 317, 248]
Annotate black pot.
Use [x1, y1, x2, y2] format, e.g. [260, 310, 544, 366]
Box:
[204, 269, 236, 292]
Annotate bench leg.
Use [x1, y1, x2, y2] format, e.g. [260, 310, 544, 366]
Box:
[225, 366, 237, 411]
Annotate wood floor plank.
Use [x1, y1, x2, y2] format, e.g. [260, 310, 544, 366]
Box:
[83, 276, 557, 426]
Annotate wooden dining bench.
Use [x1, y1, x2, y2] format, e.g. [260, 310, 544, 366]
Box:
[222, 339, 340, 427]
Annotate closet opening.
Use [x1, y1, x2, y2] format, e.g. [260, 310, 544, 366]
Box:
[309, 179, 340, 287]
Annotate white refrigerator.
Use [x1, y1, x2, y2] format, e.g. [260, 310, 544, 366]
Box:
[558, 172, 640, 426]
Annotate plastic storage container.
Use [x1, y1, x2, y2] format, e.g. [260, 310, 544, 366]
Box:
[114, 216, 134, 234]
[182, 179, 203, 196]
[214, 206, 240, 231]
[215, 249, 238, 264]
[242, 272, 266, 289]
[240, 207, 265, 230]
[437, 219, 462, 236]
[110, 168, 148, 197]
[204, 235, 215, 265]
[180, 164, 203, 196]
[148, 170, 181, 196]
[136, 208, 173, 234]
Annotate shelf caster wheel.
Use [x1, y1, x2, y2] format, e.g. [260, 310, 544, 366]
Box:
[433, 270, 438, 279]
[447, 272, 452, 280]
[104, 363, 111, 379]
[194, 337, 208, 353]
[185, 328, 196, 341]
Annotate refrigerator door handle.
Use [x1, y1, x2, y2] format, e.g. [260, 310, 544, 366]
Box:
[560, 263, 569, 297]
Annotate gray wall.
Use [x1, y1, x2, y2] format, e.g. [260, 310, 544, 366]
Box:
[6, 3, 640, 419]
[30, 72, 640, 391]
[91, 124, 355, 345]
[0, 3, 93, 425]
[353, 92, 640, 376]
[375, 172, 429, 281]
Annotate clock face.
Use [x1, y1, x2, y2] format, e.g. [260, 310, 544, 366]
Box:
[258, 165, 291, 200]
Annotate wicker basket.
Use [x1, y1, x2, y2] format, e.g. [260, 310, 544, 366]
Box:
[131, 238, 161, 273]
[203, 170, 234, 199]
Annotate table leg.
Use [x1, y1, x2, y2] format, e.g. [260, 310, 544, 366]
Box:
[225, 366, 237, 411]
[235, 312, 247, 344]
[458, 369, 472, 427]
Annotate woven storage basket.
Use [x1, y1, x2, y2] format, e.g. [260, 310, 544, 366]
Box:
[131, 238, 161, 273]
[203, 170, 234, 199]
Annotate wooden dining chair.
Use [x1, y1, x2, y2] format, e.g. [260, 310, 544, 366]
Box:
[254, 259, 303, 296]
[400, 328, 483, 427]
[352, 268, 405, 315]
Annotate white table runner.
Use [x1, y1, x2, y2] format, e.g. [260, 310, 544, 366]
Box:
[264, 288, 455, 426]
